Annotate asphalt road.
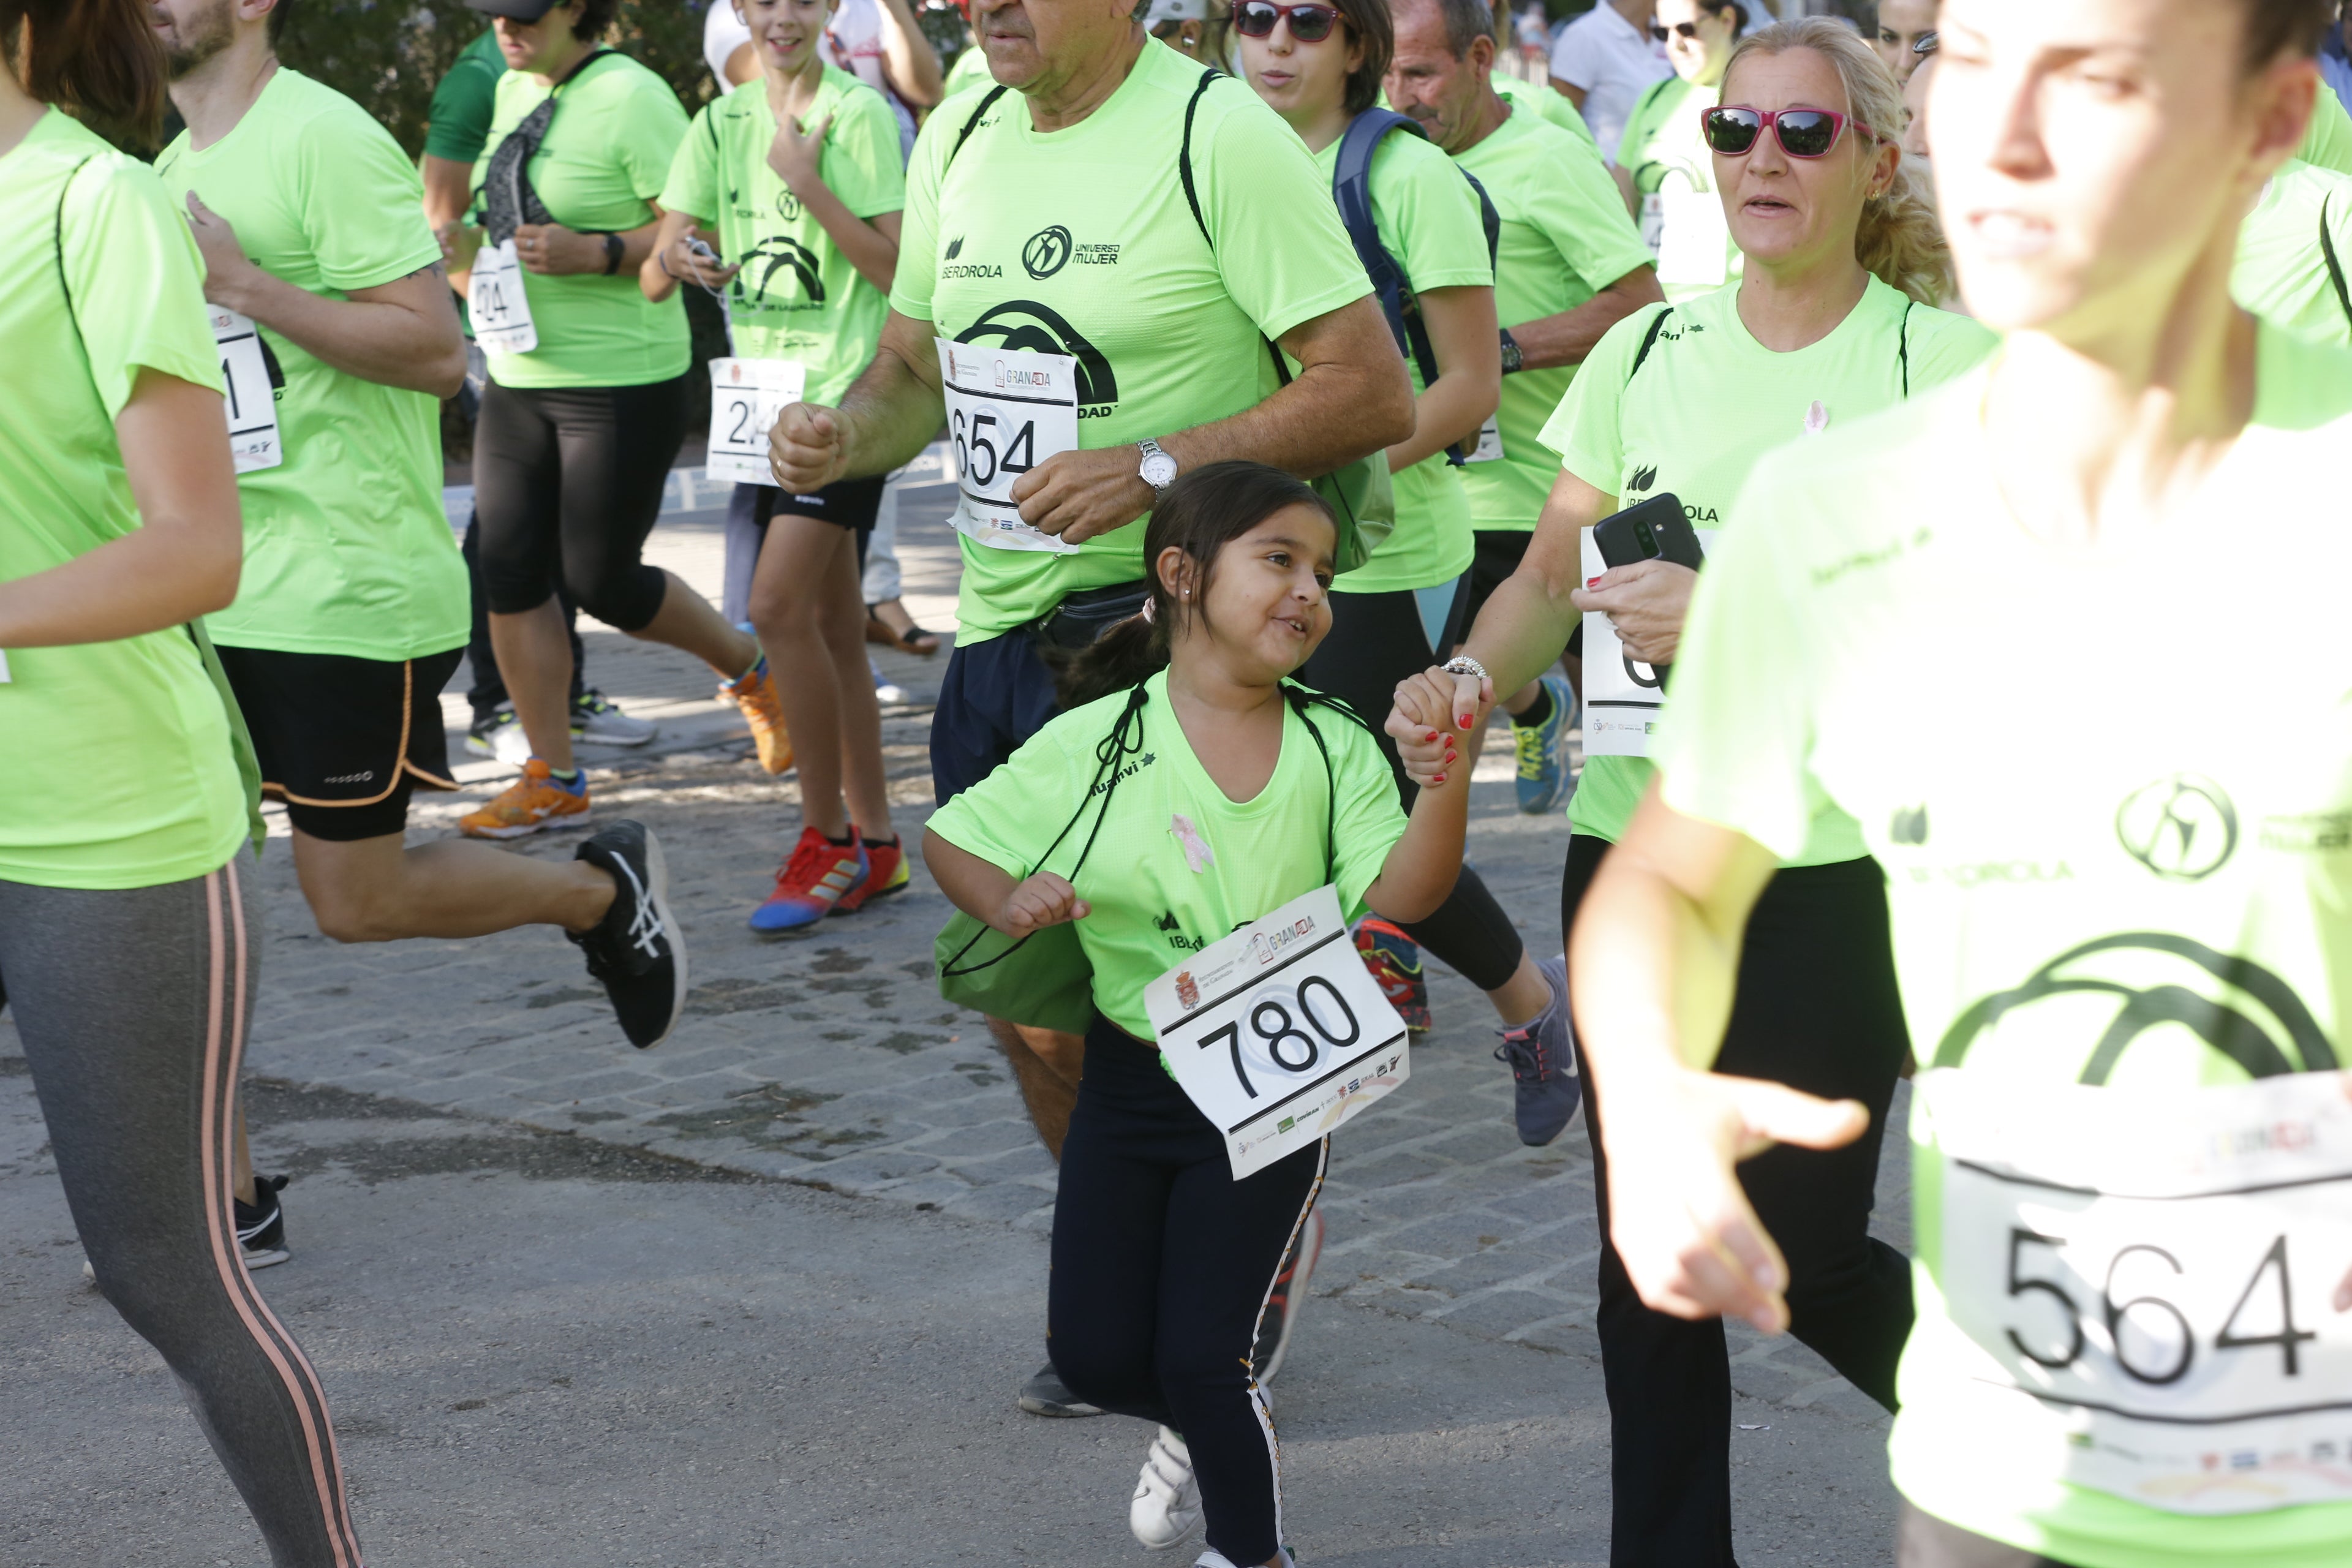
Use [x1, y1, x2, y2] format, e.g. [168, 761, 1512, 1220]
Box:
[1, 1072, 1902, 1568]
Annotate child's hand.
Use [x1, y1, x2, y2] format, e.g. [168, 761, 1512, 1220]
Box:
[1387, 668, 1493, 790]
[997, 873, 1089, 938]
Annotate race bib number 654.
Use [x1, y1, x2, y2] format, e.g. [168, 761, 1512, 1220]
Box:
[936, 337, 1079, 555]
[1145, 885, 1410, 1179]
[1923, 1068, 2352, 1514]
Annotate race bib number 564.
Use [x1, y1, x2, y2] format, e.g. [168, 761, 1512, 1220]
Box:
[1924, 1068, 2352, 1514]
[1145, 885, 1410, 1179]
[936, 337, 1079, 555]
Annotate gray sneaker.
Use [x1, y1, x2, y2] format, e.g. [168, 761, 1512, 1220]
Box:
[1017, 1363, 1103, 1417]
[574, 690, 658, 747]
[466, 705, 535, 767]
[1494, 956, 1581, 1147]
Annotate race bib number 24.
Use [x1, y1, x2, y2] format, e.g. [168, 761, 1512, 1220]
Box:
[1145, 885, 1410, 1179]
[704, 358, 805, 486]
[468, 239, 537, 354]
[936, 337, 1079, 556]
[1924, 1067, 2352, 1514]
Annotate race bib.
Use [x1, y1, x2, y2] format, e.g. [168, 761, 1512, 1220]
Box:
[1145, 885, 1411, 1180]
[936, 337, 1079, 555]
[1923, 1067, 2352, 1515]
[1465, 414, 1504, 464]
[1580, 524, 1716, 758]
[1638, 190, 1667, 255]
[468, 239, 537, 354]
[209, 305, 281, 473]
[704, 358, 806, 486]
[1656, 186, 1732, 292]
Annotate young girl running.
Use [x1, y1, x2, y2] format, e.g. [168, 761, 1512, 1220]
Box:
[926, 462, 1487, 1568]
[647, 0, 909, 933]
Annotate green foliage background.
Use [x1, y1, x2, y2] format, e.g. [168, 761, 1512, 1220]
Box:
[276, 0, 720, 160]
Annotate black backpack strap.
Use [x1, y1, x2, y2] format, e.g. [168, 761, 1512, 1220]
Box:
[2322, 190, 2352, 336]
[948, 84, 1011, 167]
[1281, 684, 1358, 883]
[1627, 306, 1675, 379]
[1177, 66, 1221, 245]
[1899, 299, 1914, 399]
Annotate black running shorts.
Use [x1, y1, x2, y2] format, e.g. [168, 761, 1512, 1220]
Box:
[214, 645, 464, 842]
[750, 474, 888, 532]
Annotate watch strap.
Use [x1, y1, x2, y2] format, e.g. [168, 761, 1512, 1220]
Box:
[600, 232, 624, 276]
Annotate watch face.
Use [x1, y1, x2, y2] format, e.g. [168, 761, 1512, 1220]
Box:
[1142, 453, 1178, 488]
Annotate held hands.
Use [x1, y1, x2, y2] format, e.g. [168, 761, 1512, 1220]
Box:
[1387, 667, 1496, 791]
[1571, 559, 1697, 666]
[766, 111, 833, 197]
[769, 402, 847, 491]
[994, 872, 1090, 939]
[1602, 1069, 1868, 1332]
[1009, 447, 1156, 546]
[184, 193, 261, 312]
[511, 222, 603, 276]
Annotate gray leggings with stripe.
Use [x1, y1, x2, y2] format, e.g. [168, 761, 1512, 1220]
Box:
[0, 853, 364, 1567]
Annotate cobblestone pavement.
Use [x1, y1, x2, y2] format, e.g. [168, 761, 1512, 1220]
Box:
[205, 472, 1917, 1439]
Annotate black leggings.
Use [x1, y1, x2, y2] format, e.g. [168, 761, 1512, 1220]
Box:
[473, 375, 688, 632]
[0, 854, 363, 1567]
[1300, 584, 1523, 992]
[1564, 835, 1913, 1568]
[1049, 1017, 1325, 1567]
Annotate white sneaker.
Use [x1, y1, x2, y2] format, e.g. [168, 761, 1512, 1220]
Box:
[1130, 1425, 1202, 1550]
[574, 690, 658, 747]
[1194, 1551, 1294, 1568]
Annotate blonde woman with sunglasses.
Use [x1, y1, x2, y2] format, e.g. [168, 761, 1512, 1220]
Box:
[1434, 19, 1992, 1563]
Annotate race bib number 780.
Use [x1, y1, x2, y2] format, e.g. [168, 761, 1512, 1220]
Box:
[1145, 885, 1410, 1179]
[1923, 1068, 2352, 1514]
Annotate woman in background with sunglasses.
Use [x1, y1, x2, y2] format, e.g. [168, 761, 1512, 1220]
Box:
[1438, 20, 1992, 1564]
[1613, 0, 1747, 302]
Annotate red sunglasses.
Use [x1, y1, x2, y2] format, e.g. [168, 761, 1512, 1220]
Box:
[1700, 105, 1882, 159]
[1231, 2, 1342, 42]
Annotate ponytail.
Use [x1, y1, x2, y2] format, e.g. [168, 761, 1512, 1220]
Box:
[1721, 17, 1955, 306]
[3, 0, 171, 146]
[1050, 461, 1335, 710]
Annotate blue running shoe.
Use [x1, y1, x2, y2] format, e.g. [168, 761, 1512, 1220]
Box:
[1494, 956, 1581, 1146]
[1512, 673, 1577, 815]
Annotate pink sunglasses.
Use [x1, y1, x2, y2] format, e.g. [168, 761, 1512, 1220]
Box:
[1700, 105, 1882, 159]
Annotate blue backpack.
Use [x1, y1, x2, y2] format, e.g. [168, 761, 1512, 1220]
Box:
[1330, 109, 1502, 466]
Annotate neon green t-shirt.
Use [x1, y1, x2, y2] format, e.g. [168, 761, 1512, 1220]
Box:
[472, 51, 692, 389]
[1547, 277, 1993, 854]
[1450, 101, 1654, 533]
[2296, 82, 2352, 176]
[1, 112, 246, 890]
[2233, 159, 2352, 350]
[893, 41, 1371, 644]
[925, 672, 1407, 1040]
[660, 68, 904, 404]
[156, 69, 467, 662]
[1491, 72, 1598, 150]
[1615, 73, 1742, 303]
[941, 42, 992, 98]
[1655, 327, 2352, 1568]
[1316, 127, 1490, 597]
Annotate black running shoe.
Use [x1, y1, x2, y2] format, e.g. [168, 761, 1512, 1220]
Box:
[1017, 1363, 1103, 1417]
[568, 821, 686, 1049]
[236, 1174, 290, 1270]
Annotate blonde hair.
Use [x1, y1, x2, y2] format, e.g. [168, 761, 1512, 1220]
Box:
[1719, 18, 1954, 306]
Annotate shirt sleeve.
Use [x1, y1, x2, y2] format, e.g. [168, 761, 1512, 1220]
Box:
[1196, 83, 1373, 342]
[1529, 130, 1656, 295]
[658, 104, 722, 223]
[1539, 301, 1658, 492]
[61, 154, 225, 418]
[886, 101, 951, 322]
[1902, 305, 2001, 394]
[1379, 135, 1491, 293]
[1615, 77, 1670, 171]
[301, 104, 443, 293]
[423, 37, 502, 163]
[924, 719, 1084, 881]
[1650, 447, 1832, 861]
[1321, 714, 1409, 918]
[824, 84, 909, 220]
[1549, 24, 1602, 89]
[2297, 82, 2352, 177]
[614, 75, 693, 203]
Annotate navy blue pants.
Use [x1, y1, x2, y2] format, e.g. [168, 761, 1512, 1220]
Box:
[1049, 1017, 1325, 1567]
[928, 628, 1062, 805]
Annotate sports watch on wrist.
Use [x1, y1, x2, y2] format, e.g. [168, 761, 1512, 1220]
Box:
[600, 232, 625, 276]
[1498, 329, 1524, 376]
[1137, 439, 1178, 494]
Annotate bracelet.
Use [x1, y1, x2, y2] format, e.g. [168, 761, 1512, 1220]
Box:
[601, 232, 624, 276]
[1441, 655, 1488, 683]
[657, 249, 678, 281]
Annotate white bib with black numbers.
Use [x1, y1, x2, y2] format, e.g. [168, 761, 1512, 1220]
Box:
[468, 239, 537, 354]
[1922, 1066, 2352, 1515]
[209, 304, 282, 473]
[704, 357, 805, 486]
[936, 337, 1079, 555]
[1145, 884, 1411, 1180]
[1580, 525, 1718, 758]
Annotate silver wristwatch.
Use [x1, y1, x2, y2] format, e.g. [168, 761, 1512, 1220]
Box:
[1137, 439, 1178, 494]
[1442, 655, 1489, 682]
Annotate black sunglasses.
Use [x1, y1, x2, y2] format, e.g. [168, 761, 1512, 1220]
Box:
[1231, 1, 1341, 42]
[1648, 20, 1699, 41]
[1699, 105, 1880, 159]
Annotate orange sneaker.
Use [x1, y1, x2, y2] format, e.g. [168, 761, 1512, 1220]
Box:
[834, 832, 911, 914]
[458, 758, 592, 839]
[720, 656, 794, 775]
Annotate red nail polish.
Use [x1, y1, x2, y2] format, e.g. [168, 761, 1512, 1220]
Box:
[1586, 575, 1602, 588]
[1460, 714, 1474, 728]
[1433, 773, 1446, 784]
[1427, 731, 1439, 742]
